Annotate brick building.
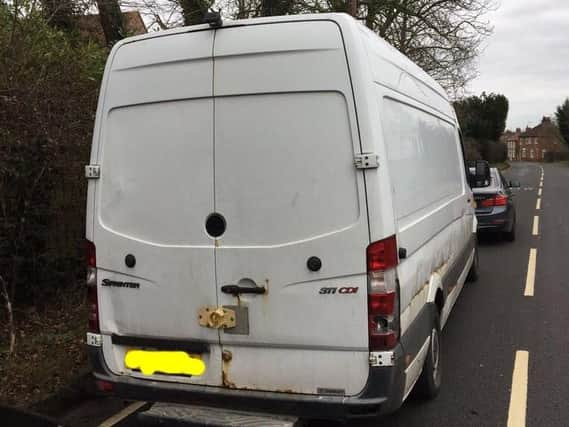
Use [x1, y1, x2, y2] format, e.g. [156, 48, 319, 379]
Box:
[502, 128, 522, 160]
[501, 117, 568, 161]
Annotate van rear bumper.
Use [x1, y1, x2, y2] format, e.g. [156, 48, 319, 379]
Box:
[88, 345, 405, 420]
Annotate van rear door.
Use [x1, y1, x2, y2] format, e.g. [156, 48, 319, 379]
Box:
[212, 21, 370, 395]
[94, 30, 223, 386]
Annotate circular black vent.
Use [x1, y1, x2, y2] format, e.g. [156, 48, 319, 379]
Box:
[307, 256, 322, 272]
[125, 254, 136, 268]
[206, 213, 226, 238]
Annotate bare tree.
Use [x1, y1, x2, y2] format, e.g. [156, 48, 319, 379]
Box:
[261, 0, 295, 16]
[40, 0, 77, 29]
[95, 0, 125, 45]
[299, 0, 496, 94]
[178, 0, 213, 25]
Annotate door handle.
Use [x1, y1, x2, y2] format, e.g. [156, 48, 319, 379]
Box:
[221, 285, 266, 296]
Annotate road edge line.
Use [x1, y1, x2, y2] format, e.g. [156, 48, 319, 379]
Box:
[532, 216, 539, 236]
[99, 401, 147, 427]
[507, 350, 529, 427]
[524, 249, 537, 297]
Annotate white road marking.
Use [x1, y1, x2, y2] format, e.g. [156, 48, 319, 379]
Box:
[536, 198, 541, 210]
[538, 188, 542, 196]
[99, 401, 147, 427]
[532, 216, 539, 235]
[524, 249, 537, 297]
[507, 350, 529, 427]
[539, 182, 543, 188]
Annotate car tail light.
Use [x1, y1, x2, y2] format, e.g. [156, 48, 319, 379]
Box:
[86, 240, 99, 333]
[480, 194, 508, 207]
[367, 235, 400, 351]
[494, 194, 508, 206]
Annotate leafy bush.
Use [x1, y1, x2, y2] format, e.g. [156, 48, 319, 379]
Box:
[0, 3, 107, 305]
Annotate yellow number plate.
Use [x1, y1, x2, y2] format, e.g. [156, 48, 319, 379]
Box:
[125, 350, 206, 376]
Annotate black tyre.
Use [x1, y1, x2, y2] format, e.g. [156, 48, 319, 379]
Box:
[415, 311, 442, 400]
[466, 246, 479, 282]
[504, 220, 516, 242]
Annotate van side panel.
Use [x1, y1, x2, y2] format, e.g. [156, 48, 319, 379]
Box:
[353, 23, 474, 401]
[379, 93, 469, 326]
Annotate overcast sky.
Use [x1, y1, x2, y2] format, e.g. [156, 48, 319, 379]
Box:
[469, 0, 569, 130]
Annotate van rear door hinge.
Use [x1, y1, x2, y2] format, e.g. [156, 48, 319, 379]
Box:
[85, 165, 100, 179]
[354, 153, 379, 169]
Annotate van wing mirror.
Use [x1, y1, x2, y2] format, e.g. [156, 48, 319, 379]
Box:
[468, 160, 491, 188]
[509, 180, 521, 188]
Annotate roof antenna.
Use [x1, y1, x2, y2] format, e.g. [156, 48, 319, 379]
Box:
[203, 9, 223, 28]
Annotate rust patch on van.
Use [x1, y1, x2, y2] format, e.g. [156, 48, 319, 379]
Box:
[221, 350, 235, 388]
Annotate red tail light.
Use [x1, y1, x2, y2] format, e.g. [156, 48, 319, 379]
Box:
[86, 240, 96, 268]
[369, 292, 396, 316]
[480, 194, 508, 207]
[494, 194, 508, 206]
[367, 235, 400, 351]
[95, 379, 114, 392]
[88, 285, 100, 333]
[86, 240, 99, 333]
[367, 235, 398, 272]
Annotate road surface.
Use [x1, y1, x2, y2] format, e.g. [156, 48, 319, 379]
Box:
[62, 161, 569, 427]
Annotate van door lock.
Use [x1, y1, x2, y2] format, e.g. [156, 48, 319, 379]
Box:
[198, 306, 236, 329]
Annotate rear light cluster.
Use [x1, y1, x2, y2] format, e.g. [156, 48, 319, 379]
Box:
[86, 240, 100, 333]
[480, 194, 508, 207]
[366, 235, 399, 351]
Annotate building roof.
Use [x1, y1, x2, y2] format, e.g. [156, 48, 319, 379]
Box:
[75, 11, 147, 46]
[520, 116, 560, 139]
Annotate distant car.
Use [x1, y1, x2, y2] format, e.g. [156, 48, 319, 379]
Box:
[472, 168, 517, 241]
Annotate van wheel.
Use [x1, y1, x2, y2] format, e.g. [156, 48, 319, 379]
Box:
[466, 247, 479, 282]
[415, 311, 442, 400]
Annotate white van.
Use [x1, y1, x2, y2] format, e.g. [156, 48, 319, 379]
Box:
[85, 13, 478, 420]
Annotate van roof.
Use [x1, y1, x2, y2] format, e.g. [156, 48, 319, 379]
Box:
[112, 13, 448, 103]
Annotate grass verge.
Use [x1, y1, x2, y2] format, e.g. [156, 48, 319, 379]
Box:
[0, 287, 89, 410]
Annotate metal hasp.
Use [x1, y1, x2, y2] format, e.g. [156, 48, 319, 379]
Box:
[198, 306, 236, 329]
[354, 153, 379, 169]
[86, 332, 102, 347]
[85, 164, 100, 179]
[369, 351, 395, 367]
